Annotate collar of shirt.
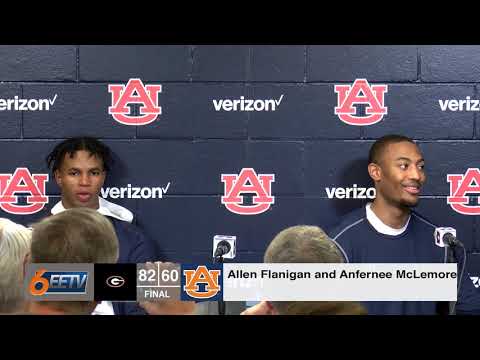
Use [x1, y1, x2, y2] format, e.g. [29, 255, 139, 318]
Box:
[91, 300, 115, 315]
[365, 202, 410, 236]
[50, 197, 134, 223]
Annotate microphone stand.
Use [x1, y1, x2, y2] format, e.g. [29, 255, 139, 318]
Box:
[447, 246, 456, 263]
[445, 244, 457, 315]
[214, 254, 226, 316]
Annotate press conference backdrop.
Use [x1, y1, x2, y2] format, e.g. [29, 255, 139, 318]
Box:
[0, 45, 479, 287]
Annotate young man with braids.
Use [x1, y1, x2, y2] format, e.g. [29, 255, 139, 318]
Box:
[46, 137, 157, 315]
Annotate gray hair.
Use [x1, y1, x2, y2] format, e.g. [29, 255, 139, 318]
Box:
[0, 219, 32, 313]
[264, 225, 366, 315]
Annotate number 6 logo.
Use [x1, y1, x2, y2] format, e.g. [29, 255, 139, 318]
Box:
[29, 269, 49, 296]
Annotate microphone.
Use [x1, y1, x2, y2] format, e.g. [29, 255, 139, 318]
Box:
[434, 227, 463, 247]
[212, 235, 237, 317]
[214, 240, 231, 258]
[212, 235, 236, 260]
[433, 227, 467, 316]
[443, 233, 460, 247]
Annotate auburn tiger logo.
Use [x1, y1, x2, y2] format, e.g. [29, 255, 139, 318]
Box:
[183, 266, 221, 299]
[108, 78, 162, 126]
[0, 168, 49, 215]
[221, 168, 275, 215]
[334, 78, 388, 126]
[447, 168, 480, 215]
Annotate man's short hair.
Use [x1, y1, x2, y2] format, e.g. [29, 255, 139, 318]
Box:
[0, 219, 32, 313]
[30, 208, 119, 314]
[264, 225, 366, 315]
[368, 134, 416, 165]
[31, 208, 119, 264]
[46, 137, 113, 175]
[264, 225, 344, 264]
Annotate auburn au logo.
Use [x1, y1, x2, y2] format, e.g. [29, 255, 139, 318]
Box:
[334, 78, 388, 126]
[221, 168, 275, 215]
[0, 168, 48, 215]
[108, 78, 162, 126]
[183, 266, 221, 299]
[447, 168, 480, 215]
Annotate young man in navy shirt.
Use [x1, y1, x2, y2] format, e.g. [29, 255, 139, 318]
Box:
[328, 134, 480, 315]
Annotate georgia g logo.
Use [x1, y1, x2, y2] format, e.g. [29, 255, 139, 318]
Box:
[221, 168, 275, 215]
[447, 168, 480, 215]
[334, 78, 388, 126]
[183, 266, 221, 299]
[0, 168, 48, 215]
[108, 78, 162, 126]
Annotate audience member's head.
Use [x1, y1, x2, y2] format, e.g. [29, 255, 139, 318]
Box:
[27, 208, 119, 315]
[246, 225, 367, 315]
[0, 219, 32, 314]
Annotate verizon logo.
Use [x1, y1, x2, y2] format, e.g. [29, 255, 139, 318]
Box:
[438, 97, 480, 112]
[0, 94, 58, 111]
[101, 183, 171, 199]
[212, 95, 284, 112]
[325, 185, 376, 199]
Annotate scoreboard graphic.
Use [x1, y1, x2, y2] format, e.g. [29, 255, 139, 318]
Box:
[136, 262, 182, 301]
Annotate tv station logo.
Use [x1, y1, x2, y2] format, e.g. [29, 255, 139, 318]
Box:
[334, 78, 388, 126]
[447, 168, 480, 215]
[181, 264, 223, 301]
[137, 262, 181, 301]
[221, 168, 275, 215]
[108, 78, 162, 126]
[0, 168, 49, 215]
[25, 264, 93, 301]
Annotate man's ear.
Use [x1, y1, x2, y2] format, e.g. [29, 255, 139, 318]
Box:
[54, 169, 62, 187]
[99, 170, 107, 186]
[368, 162, 382, 183]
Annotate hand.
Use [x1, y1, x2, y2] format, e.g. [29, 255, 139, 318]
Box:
[240, 301, 275, 315]
[140, 299, 197, 315]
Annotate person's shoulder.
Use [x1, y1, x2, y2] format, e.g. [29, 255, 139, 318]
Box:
[109, 217, 146, 237]
[108, 217, 157, 261]
[104, 217, 147, 247]
[410, 210, 438, 230]
[326, 206, 367, 239]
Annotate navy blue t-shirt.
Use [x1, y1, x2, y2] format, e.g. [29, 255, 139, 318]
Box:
[327, 206, 480, 315]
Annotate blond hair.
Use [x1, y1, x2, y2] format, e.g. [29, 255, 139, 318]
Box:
[0, 219, 32, 313]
